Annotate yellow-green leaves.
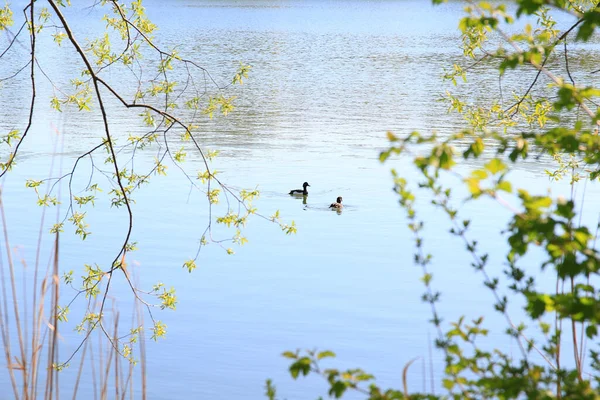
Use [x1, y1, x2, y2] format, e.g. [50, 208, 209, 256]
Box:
[52, 362, 69, 372]
[576, 10, 600, 41]
[185, 97, 200, 110]
[233, 230, 249, 246]
[281, 349, 375, 398]
[240, 188, 259, 202]
[270, 210, 297, 235]
[140, 110, 156, 127]
[156, 287, 177, 310]
[207, 149, 219, 161]
[380, 131, 427, 163]
[281, 221, 297, 235]
[265, 379, 277, 400]
[89, 33, 114, 66]
[463, 137, 484, 159]
[465, 158, 511, 198]
[131, 7, 156, 35]
[183, 259, 197, 273]
[109, 186, 134, 207]
[484, 158, 507, 175]
[173, 147, 186, 162]
[56, 305, 70, 322]
[554, 84, 600, 112]
[535, 6, 559, 42]
[499, 46, 548, 75]
[69, 211, 91, 240]
[2, 129, 21, 145]
[50, 96, 62, 112]
[122, 344, 132, 360]
[74, 195, 96, 207]
[232, 63, 251, 85]
[52, 31, 67, 45]
[154, 158, 167, 176]
[518, 189, 552, 215]
[50, 223, 64, 234]
[50, 81, 93, 112]
[545, 154, 583, 184]
[82, 264, 103, 299]
[128, 132, 158, 149]
[203, 96, 236, 119]
[316, 350, 336, 360]
[216, 212, 246, 228]
[207, 188, 220, 204]
[158, 50, 180, 73]
[62, 270, 74, 285]
[458, 14, 493, 59]
[372, 2, 600, 397]
[496, 180, 512, 193]
[0, 0, 304, 375]
[147, 80, 176, 96]
[0, 143, 18, 171]
[25, 179, 43, 189]
[443, 64, 467, 86]
[196, 170, 211, 184]
[464, 176, 483, 198]
[210, 188, 263, 252]
[37, 194, 60, 207]
[0, 152, 15, 173]
[528, 100, 552, 128]
[151, 321, 167, 341]
[270, 210, 281, 221]
[0, 4, 13, 31]
[414, 142, 456, 172]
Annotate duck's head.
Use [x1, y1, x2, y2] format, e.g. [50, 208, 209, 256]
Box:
[336, 196, 342, 203]
[303, 182, 310, 188]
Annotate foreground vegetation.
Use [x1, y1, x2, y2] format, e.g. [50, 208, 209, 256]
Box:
[0, 0, 293, 397]
[3, 0, 600, 398]
[273, 0, 600, 398]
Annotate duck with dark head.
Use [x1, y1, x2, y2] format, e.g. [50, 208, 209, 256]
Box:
[289, 182, 310, 195]
[329, 196, 343, 209]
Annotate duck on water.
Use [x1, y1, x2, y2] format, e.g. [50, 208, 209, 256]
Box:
[289, 182, 310, 195]
[329, 196, 343, 209]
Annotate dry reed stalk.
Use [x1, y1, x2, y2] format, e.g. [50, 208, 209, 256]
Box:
[0, 190, 19, 399]
[0, 188, 147, 399]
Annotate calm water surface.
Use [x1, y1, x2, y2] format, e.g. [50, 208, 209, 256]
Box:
[1, 1, 600, 399]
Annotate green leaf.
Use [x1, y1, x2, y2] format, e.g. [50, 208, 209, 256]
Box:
[484, 158, 506, 174]
[577, 11, 600, 41]
[329, 381, 348, 398]
[317, 350, 336, 360]
[496, 180, 512, 193]
[472, 169, 488, 180]
[442, 378, 455, 390]
[586, 325, 598, 339]
[182, 259, 196, 273]
[289, 358, 311, 379]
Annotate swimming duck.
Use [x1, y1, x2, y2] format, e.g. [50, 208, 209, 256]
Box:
[289, 182, 310, 195]
[329, 196, 343, 209]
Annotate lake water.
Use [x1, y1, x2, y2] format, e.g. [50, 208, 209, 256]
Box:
[1, 1, 600, 399]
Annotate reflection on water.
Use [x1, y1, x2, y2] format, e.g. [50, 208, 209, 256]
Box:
[1, 1, 600, 399]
